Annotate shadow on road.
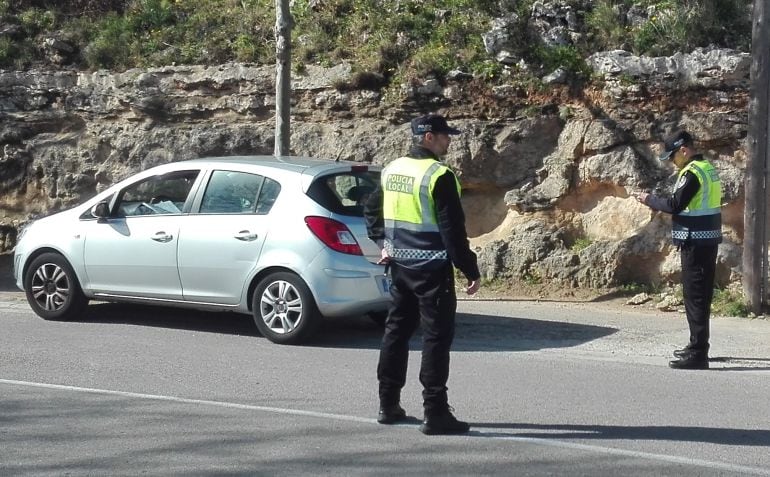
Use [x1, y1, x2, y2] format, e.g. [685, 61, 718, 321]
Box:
[0, 253, 17, 292]
[79, 303, 261, 337]
[0, 253, 618, 352]
[470, 422, 770, 446]
[710, 357, 770, 371]
[313, 312, 618, 352]
[589, 289, 635, 303]
[66, 303, 618, 353]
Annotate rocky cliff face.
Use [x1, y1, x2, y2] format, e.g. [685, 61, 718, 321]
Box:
[0, 47, 749, 289]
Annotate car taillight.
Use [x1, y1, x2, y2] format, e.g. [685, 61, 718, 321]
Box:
[304, 216, 363, 255]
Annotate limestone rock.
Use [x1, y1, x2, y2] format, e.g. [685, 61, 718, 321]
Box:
[588, 48, 751, 92]
[0, 57, 752, 292]
[626, 293, 651, 305]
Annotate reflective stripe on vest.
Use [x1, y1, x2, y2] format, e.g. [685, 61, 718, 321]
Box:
[387, 245, 448, 261]
[381, 157, 461, 268]
[672, 230, 722, 240]
[671, 160, 722, 244]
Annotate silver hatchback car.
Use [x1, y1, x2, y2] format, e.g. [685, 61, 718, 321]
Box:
[13, 156, 390, 344]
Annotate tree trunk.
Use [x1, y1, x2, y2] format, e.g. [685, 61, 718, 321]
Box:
[274, 0, 292, 157]
[743, 0, 770, 313]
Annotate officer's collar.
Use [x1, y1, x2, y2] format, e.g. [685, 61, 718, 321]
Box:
[681, 154, 705, 168]
[407, 145, 439, 160]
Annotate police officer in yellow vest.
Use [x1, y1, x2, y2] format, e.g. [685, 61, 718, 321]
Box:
[364, 114, 481, 434]
[636, 130, 722, 370]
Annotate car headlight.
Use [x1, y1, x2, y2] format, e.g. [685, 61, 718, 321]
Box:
[16, 221, 34, 243]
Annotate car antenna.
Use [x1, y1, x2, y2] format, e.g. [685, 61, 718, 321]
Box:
[335, 150, 342, 162]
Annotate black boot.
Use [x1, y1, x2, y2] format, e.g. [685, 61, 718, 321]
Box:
[377, 404, 407, 424]
[673, 345, 694, 358]
[419, 408, 470, 435]
[669, 353, 709, 370]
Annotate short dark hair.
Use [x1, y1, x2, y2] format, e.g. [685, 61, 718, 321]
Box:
[412, 134, 427, 145]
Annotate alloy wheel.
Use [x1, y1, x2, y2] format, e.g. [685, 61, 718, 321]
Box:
[30, 262, 71, 312]
[259, 280, 303, 334]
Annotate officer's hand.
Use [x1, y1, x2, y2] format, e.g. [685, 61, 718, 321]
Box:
[465, 279, 480, 295]
[635, 192, 649, 205]
[377, 248, 391, 265]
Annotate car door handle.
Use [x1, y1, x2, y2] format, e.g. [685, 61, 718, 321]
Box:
[151, 232, 174, 243]
[234, 230, 258, 241]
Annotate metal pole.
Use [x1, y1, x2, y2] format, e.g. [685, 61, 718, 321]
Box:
[744, 0, 770, 313]
[274, 0, 292, 157]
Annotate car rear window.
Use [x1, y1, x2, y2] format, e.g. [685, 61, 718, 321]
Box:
[306, 170, 380, 217]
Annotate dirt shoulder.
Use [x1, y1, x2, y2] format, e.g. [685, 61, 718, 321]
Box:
[463, 278, 634, 308]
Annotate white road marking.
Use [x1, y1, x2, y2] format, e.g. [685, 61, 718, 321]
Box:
[2, 378, 769, 475]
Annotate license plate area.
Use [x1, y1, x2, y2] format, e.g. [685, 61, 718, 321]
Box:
[380, 275, 391, 294]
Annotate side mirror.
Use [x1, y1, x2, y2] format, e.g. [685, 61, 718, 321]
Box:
[91, 201, 110, 219]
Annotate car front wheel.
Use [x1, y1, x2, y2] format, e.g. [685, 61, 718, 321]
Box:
[252, 272, 321, 345]
[24, 252, 88, 321]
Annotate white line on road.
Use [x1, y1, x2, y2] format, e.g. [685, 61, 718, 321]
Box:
[3, 378, 769, 476]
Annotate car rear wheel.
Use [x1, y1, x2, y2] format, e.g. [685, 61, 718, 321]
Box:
[252, 272, 321, 344]
[24, 252, 88, 321]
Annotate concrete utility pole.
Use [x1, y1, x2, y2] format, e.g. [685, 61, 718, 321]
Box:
[274, 0, 292, 157]
[743, 0, 770, 313]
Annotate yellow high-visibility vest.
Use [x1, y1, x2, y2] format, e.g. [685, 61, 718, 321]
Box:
[381, 156, 461, 269]
[672, 159, 722, 245]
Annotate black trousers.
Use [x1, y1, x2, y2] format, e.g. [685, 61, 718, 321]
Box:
[377, 262, 456, 416]
[680, 243, 718, 353]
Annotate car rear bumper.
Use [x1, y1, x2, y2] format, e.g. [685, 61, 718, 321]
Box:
[304, 253, 391, 317]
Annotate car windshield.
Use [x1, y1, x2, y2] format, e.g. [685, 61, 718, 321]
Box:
[307, 170, 380, 217]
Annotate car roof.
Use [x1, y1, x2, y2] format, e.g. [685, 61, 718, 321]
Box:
[179, 155, 378, 175]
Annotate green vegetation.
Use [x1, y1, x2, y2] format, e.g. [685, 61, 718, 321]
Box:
[1, 0, 276, 70]
[292, 0, 503, 83]
[536, 44, 592, 79]
[0, 0, 752, 87]
[618, 282, 751, 317]
[522, 270, 542, 285]
[712, 287, 750, 317]
[585, 0, 751, 56]
[570, 237, 592, 252]
[0, 37, 13, 66]
[618, 281, 662, 296]
[78, 0, 277, 70]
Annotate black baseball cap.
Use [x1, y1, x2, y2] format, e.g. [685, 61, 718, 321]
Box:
[659, 130, 693, 161]
[411, 114, 461, 136]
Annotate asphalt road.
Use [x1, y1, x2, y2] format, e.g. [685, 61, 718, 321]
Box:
[2, 287, 770, 476]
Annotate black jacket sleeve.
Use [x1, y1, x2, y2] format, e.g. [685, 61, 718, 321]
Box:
[433, 171, 480, 281]
[363, 185, 384, 244]
[645, 170, 700, 214]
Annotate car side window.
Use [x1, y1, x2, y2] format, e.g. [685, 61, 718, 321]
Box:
[200, 170, 266, 214]
[255, 177, 281, 215]
[116, 170, 199, 217]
